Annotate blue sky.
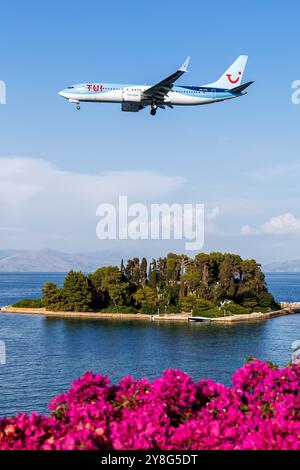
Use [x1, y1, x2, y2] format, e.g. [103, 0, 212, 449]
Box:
[0, 0, 300, 263]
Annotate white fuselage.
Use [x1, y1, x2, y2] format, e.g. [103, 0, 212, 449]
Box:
[59, 82, 240, 109]
[58, 55, 251, 113]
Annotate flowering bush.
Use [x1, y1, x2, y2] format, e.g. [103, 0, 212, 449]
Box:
[0, 360, 299, 450]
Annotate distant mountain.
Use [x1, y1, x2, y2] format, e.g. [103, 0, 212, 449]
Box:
[264, 260, 300, 272]
[0, 249, 122, 272]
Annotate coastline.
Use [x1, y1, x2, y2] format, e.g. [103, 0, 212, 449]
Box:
[0, 306, 152, 321]
[0, 305, 297, 323]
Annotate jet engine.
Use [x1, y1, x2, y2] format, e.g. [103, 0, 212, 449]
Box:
[121, 103, 141, 112]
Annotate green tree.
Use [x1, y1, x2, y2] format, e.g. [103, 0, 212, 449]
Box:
[219, 253, 242, 299]
[91, 266, 122, 292]
[165, 284, 180, 306]
[208, 252, 224, 280]
[156, 257, 167, 287]
[120, 259, 125, 276]
[41, 251, 275, 314]
[257, 290, 277, 308]
[140, 258, 148, 288]
[182, 263, 203, 295]
[236, 290, 258, 310]
[133, 286, 157, 307]
[90, 266, 130, 307]
[62, 271, 93, 312]
[180, 293, 199, 312]
[166, 253, 182, 283]
[148, 259, 158, 288]
[125, 258, 141, 285]
[42, 281, 66, 311]
[239, 259, 266, 296]
[107, 283, 130, 306]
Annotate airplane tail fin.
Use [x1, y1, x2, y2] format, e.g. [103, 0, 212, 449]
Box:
[204, 55, 248, 89]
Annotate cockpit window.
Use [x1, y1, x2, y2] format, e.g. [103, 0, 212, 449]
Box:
[67, 86, 75, 89]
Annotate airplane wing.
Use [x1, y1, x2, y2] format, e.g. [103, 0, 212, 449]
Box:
[142, 57, 190, 101]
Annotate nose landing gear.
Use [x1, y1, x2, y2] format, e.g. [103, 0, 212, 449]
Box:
[69, 99, 81, 111]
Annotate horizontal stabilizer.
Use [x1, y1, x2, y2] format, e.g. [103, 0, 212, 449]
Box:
[229, 81, 254, 94]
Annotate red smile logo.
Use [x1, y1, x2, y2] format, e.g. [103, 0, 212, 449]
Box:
[226, 72, 242, 84]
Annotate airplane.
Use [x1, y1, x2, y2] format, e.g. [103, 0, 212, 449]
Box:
[58, 55, 253, 116]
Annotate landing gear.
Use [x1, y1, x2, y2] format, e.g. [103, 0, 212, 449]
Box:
[150, 102, 157, 116]
[69, 99, 81, 110]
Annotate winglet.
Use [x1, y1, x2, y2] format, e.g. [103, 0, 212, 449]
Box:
[179, 56, 190, 72]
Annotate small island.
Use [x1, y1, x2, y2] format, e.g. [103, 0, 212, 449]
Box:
[3, 252, 292, 323]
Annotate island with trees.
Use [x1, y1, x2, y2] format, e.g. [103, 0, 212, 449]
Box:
[11, 252, 280, 319]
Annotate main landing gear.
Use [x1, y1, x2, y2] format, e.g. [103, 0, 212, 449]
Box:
[76, 105, 81, 111]
[150, 102, 157, 116]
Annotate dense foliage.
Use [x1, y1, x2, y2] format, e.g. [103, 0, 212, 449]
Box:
[0, 360, 299, 450]
[41, 252, 278, 314]
[12, 298, 43, 308]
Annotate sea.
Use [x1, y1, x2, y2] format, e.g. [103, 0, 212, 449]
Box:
[0, 272, 299, 416]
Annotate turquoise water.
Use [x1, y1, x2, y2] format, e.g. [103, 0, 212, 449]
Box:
[0, 272, 299, 416]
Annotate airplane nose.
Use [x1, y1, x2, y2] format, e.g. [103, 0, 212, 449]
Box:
[59, 89, 71, 98]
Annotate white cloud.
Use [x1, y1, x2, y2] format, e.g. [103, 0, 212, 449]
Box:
[262, 213, 300, 234]
[0, 157, 185, 249]
[206, 206, 223, 234]
[207, 206, 222, 221]
[240, 224, 260, 236]
[241, 213, 300, 236]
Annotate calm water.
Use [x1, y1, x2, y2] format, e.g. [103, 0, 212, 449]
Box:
[0, 272, 299, 416]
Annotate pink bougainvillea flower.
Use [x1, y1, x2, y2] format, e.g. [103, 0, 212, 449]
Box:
[0, 361, 299, 450]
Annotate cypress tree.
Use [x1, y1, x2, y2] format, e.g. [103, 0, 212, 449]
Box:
[140, 258, 147, 288]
